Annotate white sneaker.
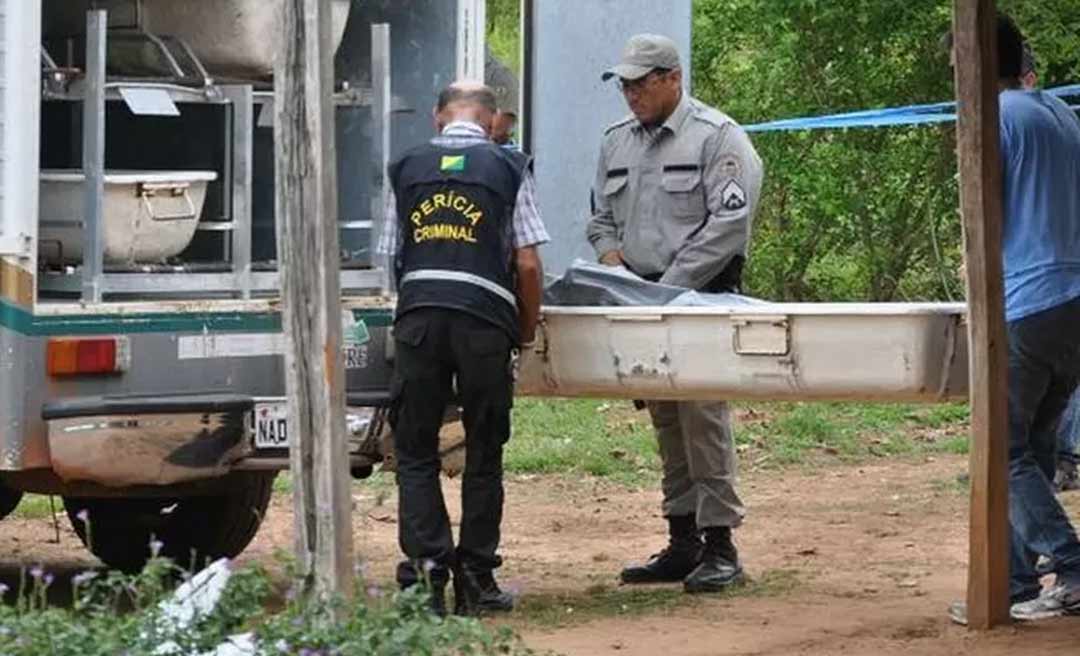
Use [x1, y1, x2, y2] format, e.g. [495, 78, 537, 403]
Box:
[1009, 583, 1080, 622]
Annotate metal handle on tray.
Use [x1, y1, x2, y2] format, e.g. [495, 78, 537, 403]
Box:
[138, 182, 197, 222]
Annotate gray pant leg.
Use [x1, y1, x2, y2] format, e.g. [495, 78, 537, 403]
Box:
[648, 401, 745, 528]
[648, 401, 696, 518]
[680, 401, 745, 529]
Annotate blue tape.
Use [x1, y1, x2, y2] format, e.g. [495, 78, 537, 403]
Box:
[745, 83, 1080, 133]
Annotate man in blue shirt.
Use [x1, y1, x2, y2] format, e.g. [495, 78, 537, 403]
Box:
[970, 15, 1080, 621]
[1012, 43, 1080, 493]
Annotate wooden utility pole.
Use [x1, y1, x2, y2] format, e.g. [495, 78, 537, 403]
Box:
[275, 0, 354, 600]
[952, 0, 1010, 630]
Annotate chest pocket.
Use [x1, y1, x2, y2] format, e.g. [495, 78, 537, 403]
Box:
[602, 168, 630, 231]
[603, 168, 629, 197]
[662, 165, 705, 218]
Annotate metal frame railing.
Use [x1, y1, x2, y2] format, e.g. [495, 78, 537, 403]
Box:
[41, 9, 392, 304]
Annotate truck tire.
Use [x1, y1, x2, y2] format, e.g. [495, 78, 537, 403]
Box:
[63, 471, 276, 574]
[0, 482, 22, 520]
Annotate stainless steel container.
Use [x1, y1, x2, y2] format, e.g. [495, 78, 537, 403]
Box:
[42, 0, 352, 80]
[39, 169, 217, 265]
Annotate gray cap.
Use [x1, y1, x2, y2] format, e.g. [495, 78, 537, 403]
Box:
[602, 33, 681, 81]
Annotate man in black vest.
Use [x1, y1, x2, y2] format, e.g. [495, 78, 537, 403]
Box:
[381, 81, 548, 616]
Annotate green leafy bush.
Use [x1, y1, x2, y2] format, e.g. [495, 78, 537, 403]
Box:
[0, 560, 533, 656]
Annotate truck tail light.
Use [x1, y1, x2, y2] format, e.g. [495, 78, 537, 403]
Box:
[47, 338, 129, 376]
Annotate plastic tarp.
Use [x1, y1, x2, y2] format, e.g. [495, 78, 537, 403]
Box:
[543, 260, 768, 308]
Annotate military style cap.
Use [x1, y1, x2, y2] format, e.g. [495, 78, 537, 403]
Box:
[602, 33, 681, 81]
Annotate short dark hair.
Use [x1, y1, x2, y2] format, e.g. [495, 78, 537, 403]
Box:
[436, 84, 498, 114]
[1021, 42, 1036, 76]
[940, 12, 1026, 80]
[997, 14, 1024, 79]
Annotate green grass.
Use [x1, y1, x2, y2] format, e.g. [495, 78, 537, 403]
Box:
[11, 494, 58, 520]
[510, 568, 801, 629]
[734, 401, 971, 466]
[507, 399, 659, 484]
[272, 472, 293, 495]
[506, 399, 971, 478]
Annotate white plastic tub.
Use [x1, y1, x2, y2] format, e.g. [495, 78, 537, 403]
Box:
[517, 303, 969, 402]
[39, 169, 217, 265]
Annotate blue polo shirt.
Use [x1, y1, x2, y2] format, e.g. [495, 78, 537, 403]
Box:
[999, 89, 1080, 322]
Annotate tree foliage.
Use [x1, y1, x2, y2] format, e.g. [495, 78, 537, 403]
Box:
[692, 0, 1080, 301]
[485, 1, 1080, 301]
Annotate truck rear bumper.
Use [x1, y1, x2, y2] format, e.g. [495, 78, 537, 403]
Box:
[43, 394, 255, 487]
[42, 393, 390, 487]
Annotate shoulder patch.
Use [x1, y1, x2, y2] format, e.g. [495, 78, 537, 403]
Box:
[720, 180, 747, 211]
[603, 114, 637, 135]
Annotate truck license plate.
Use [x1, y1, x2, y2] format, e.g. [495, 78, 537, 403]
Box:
[253, 403, 289, 449]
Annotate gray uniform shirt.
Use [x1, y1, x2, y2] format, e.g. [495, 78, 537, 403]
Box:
[586, 94, 764, 290]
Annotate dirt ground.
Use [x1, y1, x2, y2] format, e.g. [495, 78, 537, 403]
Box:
[3, 455, 1080, 655]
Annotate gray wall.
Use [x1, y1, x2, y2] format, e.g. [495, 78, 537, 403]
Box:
[526, 0, 693, 274]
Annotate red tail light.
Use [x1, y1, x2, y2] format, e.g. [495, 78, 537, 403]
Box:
[47, 338, 129, 376]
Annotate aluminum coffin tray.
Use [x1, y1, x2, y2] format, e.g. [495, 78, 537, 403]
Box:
[516, 303, 969, 402]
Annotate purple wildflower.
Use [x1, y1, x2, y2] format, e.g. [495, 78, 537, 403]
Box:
[149, 539, 164, 558]
[0, 583, 9, 596]
[75, 509, 89, 524]
[422, 559, 436, 574]
[29, 566, 44, 580]
[72, 571, 98, 587]
[43, 573, 54, 588]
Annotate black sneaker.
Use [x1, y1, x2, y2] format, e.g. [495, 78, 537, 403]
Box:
[452, 568, 514, 616]
[620, 540, 703, 584]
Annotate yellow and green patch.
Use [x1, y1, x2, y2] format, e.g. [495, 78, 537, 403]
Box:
[440, 155, 466, 172]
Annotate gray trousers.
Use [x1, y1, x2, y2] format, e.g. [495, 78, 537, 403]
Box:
[648, 400, 745, 529]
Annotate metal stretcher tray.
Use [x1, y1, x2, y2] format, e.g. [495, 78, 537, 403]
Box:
[516, 303, 969, 403]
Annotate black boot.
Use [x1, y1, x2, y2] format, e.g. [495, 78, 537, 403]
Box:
[453, 567, 514, 616]
[620, 515, 703, 584]
[397, 560, 449, 617]
[428, 583, 448, 617]
[684, 526, 744, 593]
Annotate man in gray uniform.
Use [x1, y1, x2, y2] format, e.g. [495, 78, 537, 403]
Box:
[587, 34, 763, 593]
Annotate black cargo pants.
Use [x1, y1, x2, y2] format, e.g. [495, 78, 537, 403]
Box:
[389, 307, 514, 589]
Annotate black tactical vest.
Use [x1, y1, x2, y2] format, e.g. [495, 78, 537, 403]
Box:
[389, 142, 526, 341]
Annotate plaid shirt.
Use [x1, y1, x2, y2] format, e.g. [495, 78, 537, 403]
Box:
[377, 121, 549, 260]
